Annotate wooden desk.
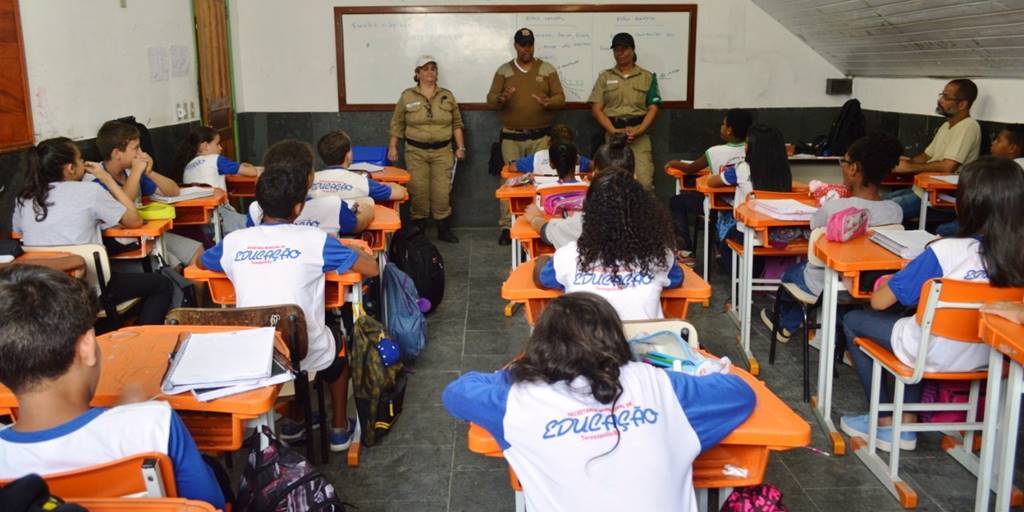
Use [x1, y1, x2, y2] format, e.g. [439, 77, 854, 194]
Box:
[664, 163, 708, 194]
[0, 325, 283, 452]
[11, 220, 173, 262]
[466, 363, 809, 508]
[912, 172, 957, 230]
[501, 259, 711, 325]
[510, 216, 554, 260]
[976, 313, 1024, 511]
[153, 189, 227, 242]
[225, 174, 256, 199]
[731, 199, 815, 375]
[812, 234, 906, 455]
[10, 251, 84, 277]
[495, 183, 537, 218]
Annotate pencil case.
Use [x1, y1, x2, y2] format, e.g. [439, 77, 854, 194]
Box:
[138, 202, 176, 220]
[825, 207, 868, 242]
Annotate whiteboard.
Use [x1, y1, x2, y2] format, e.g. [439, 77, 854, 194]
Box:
[334, 6, 696, 110]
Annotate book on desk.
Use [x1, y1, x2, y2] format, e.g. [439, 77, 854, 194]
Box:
[869, 230, 938, 259]
[151, 186, 216, 204]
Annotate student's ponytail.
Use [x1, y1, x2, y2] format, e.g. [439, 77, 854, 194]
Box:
[18, 138, 78, 222]
[593, 132, 635, 173]
[174, 125, 217, 178]
[548, 141, 578, 181]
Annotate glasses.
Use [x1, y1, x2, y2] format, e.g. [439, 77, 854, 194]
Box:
[937, 93, 964, 102]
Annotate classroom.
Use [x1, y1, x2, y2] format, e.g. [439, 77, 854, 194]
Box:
[1, 0, 1023, 511]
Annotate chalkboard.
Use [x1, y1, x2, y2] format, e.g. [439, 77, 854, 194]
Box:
[334, 5, 697, 111]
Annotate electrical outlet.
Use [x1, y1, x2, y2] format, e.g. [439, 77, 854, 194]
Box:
[189, 101, 196, 119]
[175, 103, 185, 120]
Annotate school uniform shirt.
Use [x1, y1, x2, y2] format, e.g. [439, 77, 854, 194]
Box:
[801, 198, 903, 296]
[84, 163, 159, 202]
[713, 162, 752, 239]
[513, 150, 592, 176]
[201, 224, 358, 372]
[0, 401, 224, 509]
[182, 154, 241, 190]
[887, 237, 991, 372]
[11, 181, 125, 246]
[924, 118, 981, 166]
[540, 212, 583, 250]
[1014, 157, 1024, 169]
[704, 143, 747, 175]
[247, 196, 358, 235]
[442, 362, 756, 512]
[309, 167, 393, 202]
[537, 242, 684, 320]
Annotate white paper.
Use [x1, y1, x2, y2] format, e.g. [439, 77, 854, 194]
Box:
[147, 47, 169, 82]
[348, 162, 384, 172]
[151, 186, 215, 204]
[170, 45, 191, 78]
[933, 174, 959, 185]
[168, 327, 275, 387]
[751, 199, 817, 221]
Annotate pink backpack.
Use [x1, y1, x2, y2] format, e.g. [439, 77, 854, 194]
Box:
[825, 207, 869, 242]
[541, 191, 586, 217]
[721, 485, 788, 511]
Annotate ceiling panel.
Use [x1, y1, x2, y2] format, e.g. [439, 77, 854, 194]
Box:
[752, 0, 1024, 77]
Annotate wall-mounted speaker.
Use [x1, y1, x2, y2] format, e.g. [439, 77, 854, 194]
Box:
[826, 78, 853, 95]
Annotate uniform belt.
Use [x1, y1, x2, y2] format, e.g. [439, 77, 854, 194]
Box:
[501, 127, 550, 141]
[406, 138, 452, 150]
[611, 116, 644, 129]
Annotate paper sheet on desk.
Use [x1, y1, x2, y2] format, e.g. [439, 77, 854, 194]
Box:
[162, 327, 275, 391]
[349, 162, 384, 173]
[151, 186, 215, 204]
[933, 175, 959, 185]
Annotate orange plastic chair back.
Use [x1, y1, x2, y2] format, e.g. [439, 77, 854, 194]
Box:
[915, 279, 1024, 342]
[68, 498, 216, 511]
[0, 452, 177, 499]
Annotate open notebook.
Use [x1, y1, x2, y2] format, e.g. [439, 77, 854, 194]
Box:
[869, 229, 938, 259]
[160, 327, 278, 395]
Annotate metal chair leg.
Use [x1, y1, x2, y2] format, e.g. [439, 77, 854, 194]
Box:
[769, 288, 784, 364]
[802, 306, 811, 402]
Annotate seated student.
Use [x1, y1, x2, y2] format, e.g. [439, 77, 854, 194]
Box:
[0, 265, 224, 508]
[175, 125, 260, 234]
[509, 124, 593, 175]
[533, 170, 684, 321]
[442, 292, 755, 512]
[708, 124, 792, 274]
[12, 137, 172, 326]
[521, 133, 635, 249]
[840, 156, 1024, 451]
[760, 133, 904, 343]
[199, 142, 380, 450]
[247, 140, 373, 234]
[313, 130, 407, 203]
[935, 123, 1024, 237]
[533, 140, 585, 189]
[89, 120, 202, 270]
[667, 108, 753, 253]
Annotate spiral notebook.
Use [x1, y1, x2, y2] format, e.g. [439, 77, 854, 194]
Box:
[160, 327, 276, 395]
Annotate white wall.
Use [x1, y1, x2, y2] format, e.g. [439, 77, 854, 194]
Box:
[19, 0, 200, 141]
[854, 78, 1024, 123]
[229, 0, 849, 112]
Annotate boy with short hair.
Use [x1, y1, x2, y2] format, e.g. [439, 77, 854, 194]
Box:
[313, 130, 407, 203]
[667, 108, 753, 254]
[200, 141, 380, 449]
[0, 265, 224, 508]
[93, 120, 202, 269]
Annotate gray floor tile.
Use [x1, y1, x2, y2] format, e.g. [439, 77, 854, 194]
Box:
[329, 444, 452, 503]
[805, 486, 942, 511]
[377, 404, 456, 448]
[463, 328, 527, 356]
[449, 469, 517, 512]
[404, 370, 460, 405]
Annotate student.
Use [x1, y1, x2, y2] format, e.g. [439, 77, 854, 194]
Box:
[199, 142, 380, 450]
[709, 124, 792, 274]
[509, 124, 592, 175]
[313, 130, 407, 204]
[522, 133, 635, 249]
[12, 137, 172, 326]
[442, 292, 755, 511]
[0, 265, 224, 509]
[91, 120, 202, 270]
[533, 170, 683, 320]
[935, 124, 1024, 236]
[533, 140, 584, 187]
[760, 133, 904, 342]
[840, 156, 1024, 451]
[248, 140, 372, 234]
[175, 125, 260, 233]
[667, 108, 753, 253]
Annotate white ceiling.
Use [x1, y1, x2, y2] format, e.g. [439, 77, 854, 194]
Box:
[750, 0, 1024, 78]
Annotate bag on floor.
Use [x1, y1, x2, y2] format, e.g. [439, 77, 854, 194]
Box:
[721, 484, 788, 512]
[388, 225, 445, 313]
[383, 262, 428, 361]
[351, 313, 408, 446]
[236, 426, 347, 512]
[920, 380, 986, 423]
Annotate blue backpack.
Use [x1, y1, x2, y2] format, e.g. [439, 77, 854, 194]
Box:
[383, 262, 427, 361]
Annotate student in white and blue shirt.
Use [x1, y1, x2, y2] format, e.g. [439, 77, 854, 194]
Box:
[533, 171, 684, 321]
[314, 130, 407, 203]
[0, 265, 224, 509]
[443, 293, 755, 512]
[247, 195, 359, 236]
[840, 157, 1024, 451]
[200, 141, 380, 450]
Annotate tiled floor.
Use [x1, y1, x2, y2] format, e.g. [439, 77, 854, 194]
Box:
[249, 228, 1023, 511]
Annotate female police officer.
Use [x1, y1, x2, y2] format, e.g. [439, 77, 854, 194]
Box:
[388, 55, 466, 243]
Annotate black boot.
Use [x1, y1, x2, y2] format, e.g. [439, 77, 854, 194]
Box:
[497, 228, 511, 246]
[411, 218, 428, 234]
[436, 218, 459, 243]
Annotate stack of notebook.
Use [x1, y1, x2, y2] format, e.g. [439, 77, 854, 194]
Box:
[160, 327, 294, 402]
[751, 199, 818, 221]
[151, 186, 215, 204]
[869, 230, 938, 259]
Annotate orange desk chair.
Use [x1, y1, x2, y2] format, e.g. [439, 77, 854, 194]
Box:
[67, 498, 216, 511]
[0, 453, 176, 499]
[165, 306, 336, 465]
[850, 278, 1024, 509]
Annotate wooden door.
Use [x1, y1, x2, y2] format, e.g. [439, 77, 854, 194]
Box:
[193, 0, 235, 159]
[0, 0, 33, 152]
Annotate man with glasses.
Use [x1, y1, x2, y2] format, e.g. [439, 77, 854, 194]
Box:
[887, 78, 981, 224]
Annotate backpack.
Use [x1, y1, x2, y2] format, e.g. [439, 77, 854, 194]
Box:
[388, 224, 445, 313]
[541, 190, 587, 217]
[383, 262, 428, 361]
[721, 485, 788, 511]
[236, 426, 347, 512]
[351, 314, 408, 446]
[0, 474, 87, 512]
[825, 99, 866, 157]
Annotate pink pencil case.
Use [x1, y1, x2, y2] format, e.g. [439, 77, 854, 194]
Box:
[825, 207, 869, 242]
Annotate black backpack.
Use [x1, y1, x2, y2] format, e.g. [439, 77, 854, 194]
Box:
[236, 426, 347, 511]
[825, 99, 866, 157]
[388, 224, 445, 314]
